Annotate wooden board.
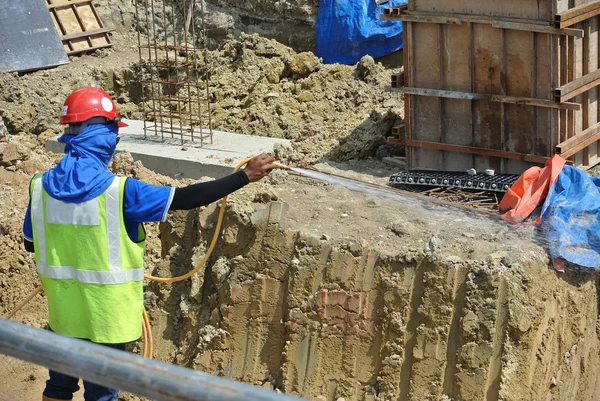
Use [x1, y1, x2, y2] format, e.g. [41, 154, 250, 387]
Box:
[0, 0, 69, 72]
[410, 0, 552, 22]
[45, 0, 112, 55]
[399, 0, 600, 173]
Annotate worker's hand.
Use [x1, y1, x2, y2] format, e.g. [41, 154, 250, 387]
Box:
[243, 153, 277, 183]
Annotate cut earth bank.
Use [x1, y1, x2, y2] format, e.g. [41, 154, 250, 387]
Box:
[0, 3, 598, 398]
[1, 143, 599, 401]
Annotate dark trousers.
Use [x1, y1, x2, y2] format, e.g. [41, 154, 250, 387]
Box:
[43, 342, 127, 401]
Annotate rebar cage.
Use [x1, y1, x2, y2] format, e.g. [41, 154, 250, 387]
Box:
[135, 0, 213, 145]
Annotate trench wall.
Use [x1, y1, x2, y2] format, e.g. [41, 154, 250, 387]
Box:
[147, 202, 600, 401]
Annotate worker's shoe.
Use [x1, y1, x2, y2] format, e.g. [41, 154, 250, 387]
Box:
[42, 396, 64, 401]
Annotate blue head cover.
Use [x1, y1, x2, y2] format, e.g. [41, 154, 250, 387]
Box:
[42, 123, 118, 203]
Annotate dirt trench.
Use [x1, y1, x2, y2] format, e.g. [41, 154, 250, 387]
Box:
[0, 6, 599, 397]
[1, 148, 600, 400]
[146, 183, 600, 401]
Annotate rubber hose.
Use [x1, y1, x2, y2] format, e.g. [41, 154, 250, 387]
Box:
[140, 157, 253, 357]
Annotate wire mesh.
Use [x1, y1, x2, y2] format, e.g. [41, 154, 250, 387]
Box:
[135, 0, 213, 146]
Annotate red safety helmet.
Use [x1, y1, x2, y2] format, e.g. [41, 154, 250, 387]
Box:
[60, 87, 128, 128]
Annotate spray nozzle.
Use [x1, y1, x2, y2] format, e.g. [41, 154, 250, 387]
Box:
[273, 161, 291, 170]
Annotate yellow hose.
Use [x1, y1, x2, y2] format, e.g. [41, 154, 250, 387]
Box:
[142, 158, 264, 357]
[141, 309, 148, 358]
[6, 157, 276, 360]
[143, 158, 253, 283]
[142, 308, 153, 358]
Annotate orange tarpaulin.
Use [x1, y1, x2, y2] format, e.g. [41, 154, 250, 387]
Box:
[499, 154, 567, 272]
[499, 155, 567, 226]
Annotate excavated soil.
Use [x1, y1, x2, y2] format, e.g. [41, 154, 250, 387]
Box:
[0, 32, 402, 167]
[1, 143, 600, 401]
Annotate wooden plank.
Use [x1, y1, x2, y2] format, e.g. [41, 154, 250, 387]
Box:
[556, 2, 600, 22]
[583, 16, 598, 166]
[468, 21, 476, 172]
[399, 138, 550, 164]
[383, 11, 584, 36]
[61, 26, 112, 41]
[46, 0, 89, 9]
[504, 28, 536, 173]
[383, 11, 549, 26]
[548, 33, 560, 159]
[48, 8, 73, 53]
[491, 21, 583, 37]
[380, 13, 463, 24]
[385, 11, 582, 37]
[405, 20, 413, 169]
[471, 23, 503, 173]
[438, 24, 446, 169]
[409, 21, 442, 170]
[557, 121, 600, 158]
[73, 2, 98, 48]
[442, 22, 473, 171]
[534, 32, 555, 158]
[500, 28, 508, 174]
[559, 35, 568, 144]
[573, 33, 584, 167]
[555, 68, 600, 102]
[45, 0, 111, 53]
[556, 2, 600, 28]
[47, 0, 87, 52]
[567, 34, 576, 148]
[389, 86, 582, 110]
[595, 14, 600, 163]
[409, 0, 552, 22]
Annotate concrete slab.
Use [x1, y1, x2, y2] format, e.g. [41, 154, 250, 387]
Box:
[46, 119, 292, 179]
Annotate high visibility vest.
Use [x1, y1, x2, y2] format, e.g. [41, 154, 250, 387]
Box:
[30, 174, 146, 344]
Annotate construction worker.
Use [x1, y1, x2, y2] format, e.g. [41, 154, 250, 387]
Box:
[22, 87, 277, 401]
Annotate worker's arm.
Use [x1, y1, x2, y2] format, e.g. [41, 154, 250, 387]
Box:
[170, 171, 248, 210]
[170, 154, 276, 211]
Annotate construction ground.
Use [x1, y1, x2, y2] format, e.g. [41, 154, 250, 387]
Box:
[1, 1, 600, 401]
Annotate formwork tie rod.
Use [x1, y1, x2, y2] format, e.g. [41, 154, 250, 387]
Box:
[0, 318, 306, 401]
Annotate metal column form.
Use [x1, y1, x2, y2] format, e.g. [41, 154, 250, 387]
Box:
[0, 318, 306, 401]
[135, 0, 213, 146]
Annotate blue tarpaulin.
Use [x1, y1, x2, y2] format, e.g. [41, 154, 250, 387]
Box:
[315, 0, 406, 65]
[540, 166, 600, 269]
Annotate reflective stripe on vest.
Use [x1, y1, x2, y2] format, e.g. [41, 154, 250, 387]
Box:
[31, 177, 143, 285]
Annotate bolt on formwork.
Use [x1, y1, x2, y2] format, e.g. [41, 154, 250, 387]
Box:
[135, 0, 213, 146]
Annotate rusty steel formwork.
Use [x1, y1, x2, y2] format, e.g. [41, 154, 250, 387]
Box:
[384, 0, 600, 174]
[135, 0, 212, 145]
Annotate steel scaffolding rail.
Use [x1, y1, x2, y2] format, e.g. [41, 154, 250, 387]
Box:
[0, 318, 306, 401]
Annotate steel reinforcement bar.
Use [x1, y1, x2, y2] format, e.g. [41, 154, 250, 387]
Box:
[0, 318, 306, 401]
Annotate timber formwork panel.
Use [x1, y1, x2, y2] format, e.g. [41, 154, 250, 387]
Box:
[46, 0, 113, 55]
[390, 0, 600, 173]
